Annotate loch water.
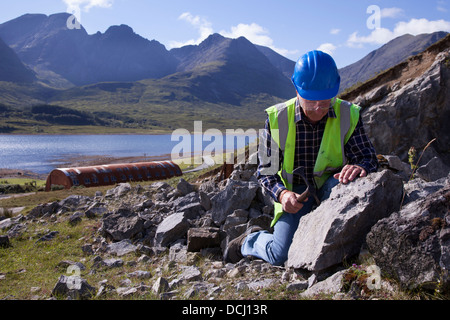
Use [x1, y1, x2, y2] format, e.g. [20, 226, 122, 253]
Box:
[0, 133, 257, 174]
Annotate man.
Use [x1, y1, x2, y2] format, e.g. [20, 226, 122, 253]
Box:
[223, 50, 378, 266]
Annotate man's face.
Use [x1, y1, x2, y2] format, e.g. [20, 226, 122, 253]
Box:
[297, 94, 331, 123]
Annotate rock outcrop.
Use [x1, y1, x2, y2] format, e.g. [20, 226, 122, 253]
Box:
[287, 170, 403, 272]
[341, 35, 450, 167]
[367, 174, 450, 293]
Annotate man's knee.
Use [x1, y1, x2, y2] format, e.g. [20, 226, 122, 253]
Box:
[268, 250, 288, 266]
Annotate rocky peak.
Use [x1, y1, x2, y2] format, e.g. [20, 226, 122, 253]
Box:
[103, 24, 136, 40]
[200, 33, 227, 47]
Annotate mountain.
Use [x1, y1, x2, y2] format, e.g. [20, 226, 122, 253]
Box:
[168, 34, 292, 104]
[40, 34, 293, 131]
[0, 13, 177, 86]
[81, 24, 177, 84]
[0, 36, 36, 82]
[339, 31, 448, 92]
[0, 12, 448, 134]
[255, 45, 295, 79]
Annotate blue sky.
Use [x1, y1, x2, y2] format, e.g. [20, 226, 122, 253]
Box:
[0, 0, 449, 68]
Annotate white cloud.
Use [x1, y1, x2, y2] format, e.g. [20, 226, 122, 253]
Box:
[63, 0, 113, 13]
[220, 23, 298, 57]
[395, 18, 450, 34]
[170, 15, 297, 57]
[380, 7, 404, 18]
[347, 18, 450, 47]
[221, 23, 272, 46]
[347, 28, 394, 47]
[169, 12, 213, 48]
[330, 28, 341, 35]
[317, 43, 337, 56]
[179, 12, 213, 41]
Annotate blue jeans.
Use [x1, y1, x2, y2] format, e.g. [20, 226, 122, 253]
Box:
[241, 177, 339, 266]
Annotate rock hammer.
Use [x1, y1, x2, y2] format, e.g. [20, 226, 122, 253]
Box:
[292, 167, 321, 205]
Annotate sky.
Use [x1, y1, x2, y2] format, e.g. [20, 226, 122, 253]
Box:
[0, 0, 449, 68]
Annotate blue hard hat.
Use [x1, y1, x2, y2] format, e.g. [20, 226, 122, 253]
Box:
[291, 50, 340, 100]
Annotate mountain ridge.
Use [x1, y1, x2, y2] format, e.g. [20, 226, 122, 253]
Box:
[0, 13, 177, 86]
[339, 31, 448, 92]
[0, 37, 36, 83]
[0, 12, 448, 134]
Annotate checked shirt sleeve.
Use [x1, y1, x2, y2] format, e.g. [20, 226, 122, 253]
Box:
[344, 116, 379, 173]
[256, 118, 286, 202]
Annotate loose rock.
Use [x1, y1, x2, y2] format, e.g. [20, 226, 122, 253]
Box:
[154, 212, 190, 247]
[51, 275, 96, 300]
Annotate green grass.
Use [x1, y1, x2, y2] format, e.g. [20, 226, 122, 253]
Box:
[0, 167, 216, 300]
[0, 220, 89, 299]
[0, 217, 167, 300]
[0, 178, 46, 188]
[0, 63, 281, 135]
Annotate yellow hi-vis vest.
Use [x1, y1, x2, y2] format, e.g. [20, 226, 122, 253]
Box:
[266, 97, 361, 227]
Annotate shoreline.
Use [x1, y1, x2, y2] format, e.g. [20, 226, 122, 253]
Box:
[0, 153, 173, 181]
[0, 138, 257, 181]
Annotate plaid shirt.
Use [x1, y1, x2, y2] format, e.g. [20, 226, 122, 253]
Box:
[257, 98, 378, 202]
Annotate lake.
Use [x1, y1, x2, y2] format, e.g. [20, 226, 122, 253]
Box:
[0, 133, 258, 174]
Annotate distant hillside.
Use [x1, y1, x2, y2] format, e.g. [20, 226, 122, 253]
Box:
[255, 45, 295, 79]
[339, 31, 448, 92]
[168, 34, 292, 104]
[0, 36, 36, 83]
[9, 33, 288, 132]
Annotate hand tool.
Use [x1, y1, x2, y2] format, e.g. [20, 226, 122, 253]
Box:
[292, 167, 321, 205]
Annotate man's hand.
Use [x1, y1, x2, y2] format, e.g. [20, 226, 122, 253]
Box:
[279, 190, 308, 214]
[333, 164, 367, 184]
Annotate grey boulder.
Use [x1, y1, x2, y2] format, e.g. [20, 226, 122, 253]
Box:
[100, 207, 144, 241]
[367, 181, 450, 293]
[51, 275, 96, 300]
[287, 170, 403, 272]
[210, 179, 259, 225]
[154, 212, 190, 247]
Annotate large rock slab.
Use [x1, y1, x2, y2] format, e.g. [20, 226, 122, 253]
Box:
[106, 239, 137, 256]
[287, 170, 403, 272]
[366, 179, 450, 293]
[210, 178, 259, 225]
[154, 212, 190, 247]
[100, 207, 144, 241]
[187, 227, 221, 252]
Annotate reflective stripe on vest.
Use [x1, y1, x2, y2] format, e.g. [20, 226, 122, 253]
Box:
[265, 97, 360, 227]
